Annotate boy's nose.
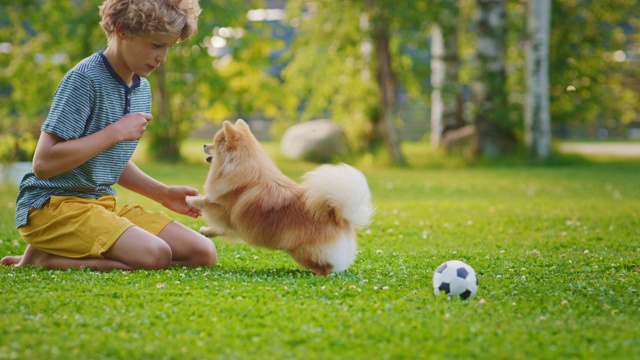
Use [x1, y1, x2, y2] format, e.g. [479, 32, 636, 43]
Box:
[156, 51, 167, 64]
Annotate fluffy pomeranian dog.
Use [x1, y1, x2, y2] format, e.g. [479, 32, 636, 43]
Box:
[186, 119, 375, 276]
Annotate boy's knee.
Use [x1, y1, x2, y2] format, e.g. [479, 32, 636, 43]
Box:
[205, 241, 218, 265]
[140, 242, 172, 270]
[195, 240, 217, 266]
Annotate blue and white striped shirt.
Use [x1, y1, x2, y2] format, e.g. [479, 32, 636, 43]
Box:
[15, 52, 152, 228]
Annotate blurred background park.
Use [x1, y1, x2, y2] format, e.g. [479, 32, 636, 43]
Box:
[1, 0, 639, 167]
[1, 3, 639, 358]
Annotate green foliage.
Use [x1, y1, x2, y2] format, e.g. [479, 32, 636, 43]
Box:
[0, 0, 103, 159]
[1, 143, 639, 359]
[1, 0, 639, 163]
[281, 0, 376, 148]
[0, 0, 294, 162]
[158, 1, 288, 119]
[548, 0, 640, 126]
[130, 0, 296, 161]
[281, 0, 434, 153]
[0, 1, 102, 117]
[0, 131, 36, 163]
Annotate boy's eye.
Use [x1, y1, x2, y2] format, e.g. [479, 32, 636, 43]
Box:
[152, 44, 174, 50]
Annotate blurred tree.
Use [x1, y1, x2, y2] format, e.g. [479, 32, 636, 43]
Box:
[525, 0, 551, 160]
[0, 0, 292, 162]
[474, 0, 516, 157]
[0, 0, 103, 162]
[147, 0, 296, 160]
[430, 0, 464, 149]
[364, 0, 405, 165]
[125, 0, 296, 161]
[282, 0, 431, 164]
[2, 0, 638, 164]
[548, 0, 640, 129]
[280, 1, 379, 153]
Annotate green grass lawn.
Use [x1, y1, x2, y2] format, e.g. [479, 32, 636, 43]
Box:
[1, 142, 639, 359]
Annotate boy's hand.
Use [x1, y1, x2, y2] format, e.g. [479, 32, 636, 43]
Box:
[111, 112, 152, 141]
[161, 186, 203, 219]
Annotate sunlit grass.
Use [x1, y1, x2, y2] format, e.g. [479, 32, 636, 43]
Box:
[1, 142, 639, 359]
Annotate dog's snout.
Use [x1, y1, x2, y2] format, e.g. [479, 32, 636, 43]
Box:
[202, 144, 206, 150]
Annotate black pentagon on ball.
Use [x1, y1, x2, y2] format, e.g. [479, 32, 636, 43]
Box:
[456, 267, 469, 279]
[436, 263, 448, 273]
[438, 282, 450, 294]
[460, 289, 472, 300]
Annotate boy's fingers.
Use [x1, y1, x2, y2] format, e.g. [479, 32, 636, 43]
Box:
[184, 187, 200, 196]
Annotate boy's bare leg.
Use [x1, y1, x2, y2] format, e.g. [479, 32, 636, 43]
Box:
[1, 245, 133, 271]
[156, 221, 217, 267]
[1, 223, 216, 270]
[2, 227, 173, 271]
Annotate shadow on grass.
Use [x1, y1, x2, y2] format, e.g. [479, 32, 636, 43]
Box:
[201, 263, 369, 282]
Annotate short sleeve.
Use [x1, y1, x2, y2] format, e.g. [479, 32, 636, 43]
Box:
[41, 71, 95, 140]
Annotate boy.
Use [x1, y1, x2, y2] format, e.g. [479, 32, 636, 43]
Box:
[1, 0, 217, 270]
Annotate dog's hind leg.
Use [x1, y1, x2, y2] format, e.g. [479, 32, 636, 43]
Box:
[314, 266, 332, 277]
[289, 250, 333, 276]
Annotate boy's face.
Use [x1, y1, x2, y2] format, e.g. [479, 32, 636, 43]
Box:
[120, 33, 180, 78]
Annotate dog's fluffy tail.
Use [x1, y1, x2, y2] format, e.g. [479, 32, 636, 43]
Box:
[301, 164, 375, 228]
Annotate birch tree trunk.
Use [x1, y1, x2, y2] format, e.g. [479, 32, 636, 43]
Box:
[431, 1, 463, 148]
[525, 0, 551, 160]
[430, 24, 445, 148]
[365, 0, 405, 165]
[475, 0, 515, 157]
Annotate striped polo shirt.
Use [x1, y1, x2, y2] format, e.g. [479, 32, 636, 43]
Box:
[15, 52, 152, 228]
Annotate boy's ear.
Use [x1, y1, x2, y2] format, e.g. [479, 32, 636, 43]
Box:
[114, 24, 127, 40]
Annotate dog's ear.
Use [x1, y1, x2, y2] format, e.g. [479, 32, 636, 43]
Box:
[223, 120, 238, 141]
[235, 119, 250, 132]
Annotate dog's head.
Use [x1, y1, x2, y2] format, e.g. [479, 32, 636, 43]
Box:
[203, 119, 268, 172]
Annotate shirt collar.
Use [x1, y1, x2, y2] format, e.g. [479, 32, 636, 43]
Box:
[98, 51, 141, 90]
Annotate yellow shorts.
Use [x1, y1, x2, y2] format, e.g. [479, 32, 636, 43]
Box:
[18, 195, 173, 259]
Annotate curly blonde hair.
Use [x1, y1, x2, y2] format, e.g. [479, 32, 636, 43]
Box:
[99, 0, 201, 42]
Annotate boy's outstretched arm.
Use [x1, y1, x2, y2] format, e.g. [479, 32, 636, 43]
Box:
[117, 161, 202, 219]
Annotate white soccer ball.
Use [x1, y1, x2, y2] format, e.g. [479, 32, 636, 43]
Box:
[432, 260, 478, 300]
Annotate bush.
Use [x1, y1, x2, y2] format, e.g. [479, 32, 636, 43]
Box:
[0, 132, 36, 164]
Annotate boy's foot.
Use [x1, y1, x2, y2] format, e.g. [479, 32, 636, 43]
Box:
[1, 255, 22, 266]
[1, 245, 49, 267]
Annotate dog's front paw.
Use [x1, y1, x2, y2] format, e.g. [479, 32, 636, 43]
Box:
[185, 195, 203, 208]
